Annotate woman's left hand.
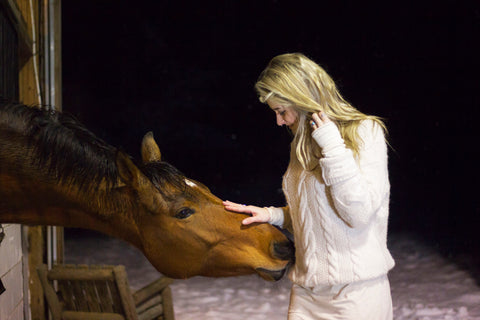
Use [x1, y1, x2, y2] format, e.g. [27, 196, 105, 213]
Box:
[310, 111, 331, 130]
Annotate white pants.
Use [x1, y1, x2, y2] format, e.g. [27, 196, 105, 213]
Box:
[288, 275, 393, 320]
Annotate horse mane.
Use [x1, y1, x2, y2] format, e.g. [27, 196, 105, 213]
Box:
[0, 103, 120, 191]
[0, 103, 187, 197]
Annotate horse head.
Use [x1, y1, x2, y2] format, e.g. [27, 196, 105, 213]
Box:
[116, 132, 294, 281]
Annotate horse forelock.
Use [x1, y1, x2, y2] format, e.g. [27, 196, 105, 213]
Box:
[140, 161, 189, 199]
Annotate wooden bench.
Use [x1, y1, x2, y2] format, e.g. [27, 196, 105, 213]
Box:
[37, 264, 175, 320]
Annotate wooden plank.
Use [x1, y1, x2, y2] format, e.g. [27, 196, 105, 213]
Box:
[107, 280, 123, 314]
[137, 304, 163, 320]
[52, 0, 62, 109]
[161, 286, 175, 320]
[48, 267, 116, 281]
[0, 0, 33, 60]
[29, 226, 46, 320]
[15, 0, 40, 105]
[95, 280, 114, 313]
[58, 280, 76, 311]
[85, 280, 102, 312]
[133, 277, 173, 305]
[113, 266, 138, 320]
[36, 264, 61, 320]
[71, 280, 89, 311]
[62, 310, 125, 320]
[56, 227, 64, 263]
[136, 295, 162, 315]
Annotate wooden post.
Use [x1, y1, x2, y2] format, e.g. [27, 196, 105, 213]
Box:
[16, 0, 40, 105]
[28, 226, 47, 320]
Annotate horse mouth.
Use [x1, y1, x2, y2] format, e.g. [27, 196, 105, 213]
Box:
[255, 233, 295, 281]
[255, 267, 287, 282]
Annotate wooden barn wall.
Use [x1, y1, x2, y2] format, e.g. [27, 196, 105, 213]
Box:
[0, 6, 19, 100]
[0, 224, 24, 320]
[0, 3, 25, 320]
[16, 0, 41, 105]
[1, 1, 49, 319]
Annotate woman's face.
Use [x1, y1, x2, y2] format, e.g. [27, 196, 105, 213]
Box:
[267, 100, 299, 133]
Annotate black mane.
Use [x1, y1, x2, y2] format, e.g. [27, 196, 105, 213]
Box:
[0, 103, 119, 190]
[0, 103, 186, 194]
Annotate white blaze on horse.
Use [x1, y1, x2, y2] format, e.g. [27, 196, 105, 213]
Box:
[0, 103, 294, 281]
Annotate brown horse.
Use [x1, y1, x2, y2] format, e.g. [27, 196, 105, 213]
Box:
[0, 103, 294, 281]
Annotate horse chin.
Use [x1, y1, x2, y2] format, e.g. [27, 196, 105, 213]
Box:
[255, 267, 287, 282]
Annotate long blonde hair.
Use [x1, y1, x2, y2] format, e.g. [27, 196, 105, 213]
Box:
[255, 53, 386, 170]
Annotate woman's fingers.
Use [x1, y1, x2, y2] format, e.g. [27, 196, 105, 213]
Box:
[242, 210, 270, 225]
[311, 111, 330, 130]
[224, 201, 270, 225]
[242, 216, 260, 225]
[224, 200, 256, 224]
[223, 201, 250, 213]
[311, 112, 321, 125]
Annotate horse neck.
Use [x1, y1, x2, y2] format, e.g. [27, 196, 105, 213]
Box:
[0, 161, 143, 249]
[0, 110, 142, 248]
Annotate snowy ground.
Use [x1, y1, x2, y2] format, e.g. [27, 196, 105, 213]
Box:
[65, 231, 480, 320]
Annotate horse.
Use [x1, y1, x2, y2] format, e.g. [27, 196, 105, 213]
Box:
[0, 103, 294, 281]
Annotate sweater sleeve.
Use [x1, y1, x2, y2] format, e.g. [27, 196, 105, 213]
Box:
[267, 206, 293, 232]
[312, 120, 389, 229]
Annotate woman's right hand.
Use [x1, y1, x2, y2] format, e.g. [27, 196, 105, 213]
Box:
[223, 200, 271, 225]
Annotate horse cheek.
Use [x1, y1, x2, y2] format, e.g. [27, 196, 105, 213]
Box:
[135, 214, 199, 278]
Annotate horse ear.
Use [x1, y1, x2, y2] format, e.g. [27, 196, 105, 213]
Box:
[116, 151, 168, 213]
[141, 132, 162, 163]
[116, 151, 150, 189]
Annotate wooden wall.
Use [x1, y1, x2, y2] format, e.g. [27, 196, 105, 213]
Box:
[0, 225, 25, 320]
[16, 0, 41, 105]
[0, 0, 36, 317]
[0, 0, 61, 319]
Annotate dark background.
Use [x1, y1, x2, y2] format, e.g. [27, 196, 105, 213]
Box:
[62, 1, 479, 255]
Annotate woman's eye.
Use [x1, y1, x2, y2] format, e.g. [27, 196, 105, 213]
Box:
[279, 111, 286, 115]
[175, 208, 195, 219]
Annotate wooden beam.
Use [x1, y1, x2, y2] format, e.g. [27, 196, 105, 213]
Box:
[0, 0, 33, 66]
[28, 226, 47, 320]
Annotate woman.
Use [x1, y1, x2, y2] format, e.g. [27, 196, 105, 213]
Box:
[224, 53, 395, 320]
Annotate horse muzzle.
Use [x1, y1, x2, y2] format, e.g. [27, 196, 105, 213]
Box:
[255, 267, 287, 282]
[273, 239, 295, 263]
[256, 238, 295, 281]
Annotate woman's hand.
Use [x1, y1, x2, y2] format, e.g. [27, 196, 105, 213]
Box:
[223, 200, 271, 225]
[310, 110, 331, 130]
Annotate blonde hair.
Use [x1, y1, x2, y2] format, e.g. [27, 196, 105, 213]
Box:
[255, 53, 386, 170]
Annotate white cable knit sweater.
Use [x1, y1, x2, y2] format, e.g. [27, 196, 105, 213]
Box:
[269, 120, 395, 287]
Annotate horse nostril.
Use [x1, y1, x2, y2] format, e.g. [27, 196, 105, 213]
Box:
[273, 240, 295, 262]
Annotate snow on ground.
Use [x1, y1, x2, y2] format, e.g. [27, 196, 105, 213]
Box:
[65, 232, 480, 320]
[387, 236, 480, 320]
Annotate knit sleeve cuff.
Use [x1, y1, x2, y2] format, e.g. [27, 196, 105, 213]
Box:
[265, 207, 285, 227]
[312, 122, 346, 158]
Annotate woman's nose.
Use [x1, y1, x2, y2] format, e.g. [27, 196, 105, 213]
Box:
[276, 114, 284, 126]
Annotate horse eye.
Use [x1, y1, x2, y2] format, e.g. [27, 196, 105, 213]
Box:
[175, 208, 195, 219]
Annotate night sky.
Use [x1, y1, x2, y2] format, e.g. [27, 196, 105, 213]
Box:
[61, 1, 479, 253]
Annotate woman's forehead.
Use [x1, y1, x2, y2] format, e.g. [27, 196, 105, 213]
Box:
[267, 99, 287, 111]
